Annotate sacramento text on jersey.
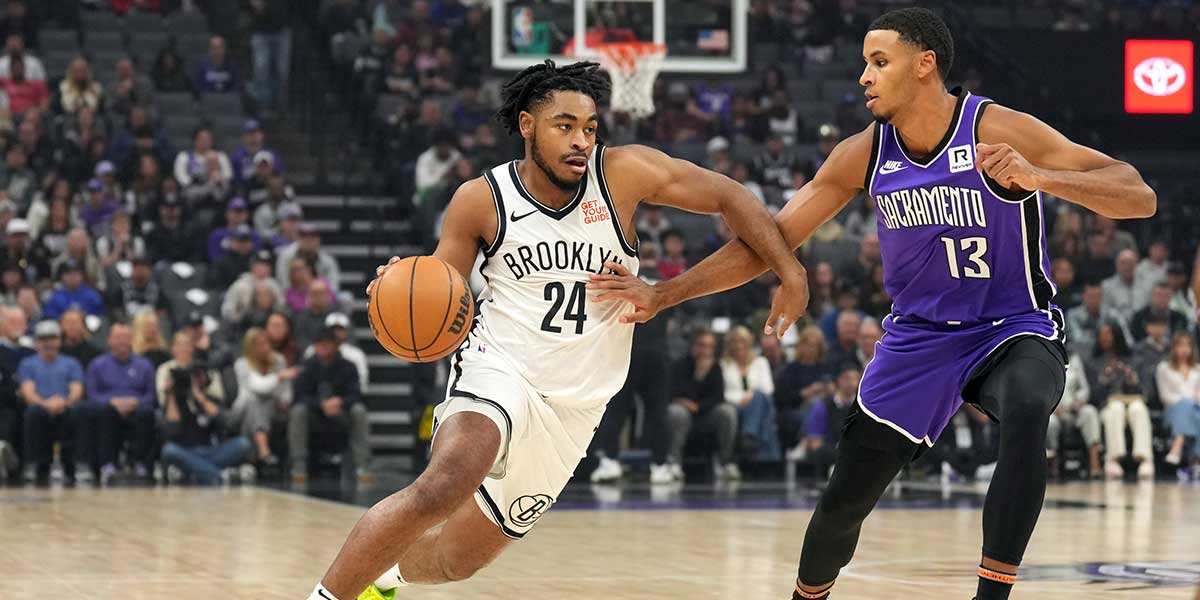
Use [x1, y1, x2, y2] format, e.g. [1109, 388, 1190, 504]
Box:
[875, 185, 989, 231]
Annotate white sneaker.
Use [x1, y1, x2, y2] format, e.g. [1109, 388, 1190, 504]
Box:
[1136, 460, 1154, 480]
[238, 464, 257, 483]
[590, 456, 623, 484]
[649, 463, 675, 484]
[720, 463, 742, 481]
[166, 465, 184, 484]
[670, 462, 685, 482]
[0, 441, 16, 473]
[785, 443, 808, 462]
[1104, 460, 1124, 480]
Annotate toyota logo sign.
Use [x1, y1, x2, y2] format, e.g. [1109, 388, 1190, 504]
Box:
[1125, 40, 1193, 114]
[1133, 57, 1187, 97]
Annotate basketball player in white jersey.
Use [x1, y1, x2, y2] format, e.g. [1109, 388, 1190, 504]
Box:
[304, 60, 809, 600]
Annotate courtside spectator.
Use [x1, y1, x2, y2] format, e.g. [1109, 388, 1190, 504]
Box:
[666, 328, 736, 481]
[231, 326, 297, 466]
[86, 323, 157, 484]
[159, 332, 249, 485]
[289, 327, 368, 483]
[1157, 333, 1200, 468]
[18, 320, 84, 486]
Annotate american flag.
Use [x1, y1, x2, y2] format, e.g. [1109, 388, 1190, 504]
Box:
[697, 29, 730, 51]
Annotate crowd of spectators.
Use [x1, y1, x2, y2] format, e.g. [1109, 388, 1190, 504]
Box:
[307, 1, 1200, 484]
[2, 0, 1195, 489]
[0, 0, 373, 488]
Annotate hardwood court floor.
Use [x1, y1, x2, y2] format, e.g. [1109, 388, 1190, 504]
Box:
[0, 481, 1196, 599]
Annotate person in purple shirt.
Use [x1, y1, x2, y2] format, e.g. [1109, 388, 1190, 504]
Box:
[86, 322, 158, 484]
[193, 35, 239, 95]
[801, 364, 860, 480]
[43, 260, 106, 319]
[78, 178, 119, 238]
[207, 197, 260, 262]
[229, 119, 283, 185]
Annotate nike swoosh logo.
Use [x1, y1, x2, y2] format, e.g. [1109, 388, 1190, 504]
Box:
[511, 210, 539, 222]
[879, 164, 908, 174]
[993, 319, 1006, 326]
[317, 589, 336, 600]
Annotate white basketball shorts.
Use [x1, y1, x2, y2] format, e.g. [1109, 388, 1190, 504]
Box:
[432, 343, 606, 538]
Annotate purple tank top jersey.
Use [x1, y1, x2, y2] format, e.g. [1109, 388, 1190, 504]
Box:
[866, 88, 1057, 324]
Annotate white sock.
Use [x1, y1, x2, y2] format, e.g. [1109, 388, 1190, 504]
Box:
[307, 583, 342, 600]
[374, 564, 411, 590]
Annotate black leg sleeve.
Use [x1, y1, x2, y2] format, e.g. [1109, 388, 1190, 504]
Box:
[974, 337, 1066, 566]
[797, 412, 917, 586]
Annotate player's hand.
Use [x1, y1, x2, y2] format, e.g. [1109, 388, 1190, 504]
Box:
[587, 261, 662, 324]
[764, 275, 809, 339]
[976, 143, 1046, 192]
[365, 256, 403, 295]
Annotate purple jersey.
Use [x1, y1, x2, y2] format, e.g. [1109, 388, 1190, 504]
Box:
[867, 89, 1057, 324]
[855, 88, 1068, 444]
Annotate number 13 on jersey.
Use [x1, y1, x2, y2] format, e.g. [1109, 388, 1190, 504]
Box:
[940, 236, 991, 279]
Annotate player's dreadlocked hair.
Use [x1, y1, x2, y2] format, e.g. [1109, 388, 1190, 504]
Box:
[869, 7, 954, 81]
[495, 60, 610, 136]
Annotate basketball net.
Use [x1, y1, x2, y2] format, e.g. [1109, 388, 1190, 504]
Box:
[595, 42, 667, 119]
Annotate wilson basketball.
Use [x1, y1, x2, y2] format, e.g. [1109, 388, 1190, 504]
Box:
[368, 256, 474, 363]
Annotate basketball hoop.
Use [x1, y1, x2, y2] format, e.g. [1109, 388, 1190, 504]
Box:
[595, 41, 667, 119]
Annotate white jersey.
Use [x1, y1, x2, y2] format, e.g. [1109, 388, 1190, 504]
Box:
[464, 145, 639, 407]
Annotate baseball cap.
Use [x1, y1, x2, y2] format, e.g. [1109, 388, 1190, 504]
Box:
[314, 327, 338, 344]
[253, 248, 274, 264]
[232, 224, 255, 240]
[243, 118, 262, 133]
[86, 178, 103, 192]
[253, 150, 274, 166]
[57, 259, 83, 277]
[324, 312, 351, 329]
[5, 218, 29, 236]
[95, 160, 116, 177]
[34, 320, 61, 339]
[706, 136, 730, 155]
[227, 197, 248, 211]
[278, 204, 302, 220]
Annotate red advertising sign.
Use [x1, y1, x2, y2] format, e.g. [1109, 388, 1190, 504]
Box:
[1125, 40, 1193, 114]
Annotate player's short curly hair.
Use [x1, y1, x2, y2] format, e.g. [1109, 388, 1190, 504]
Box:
[869, 7, 954, 81]
[495, 60, 610, 135]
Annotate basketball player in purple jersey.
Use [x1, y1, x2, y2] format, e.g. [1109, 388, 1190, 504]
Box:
[590, 8, 1155, 600]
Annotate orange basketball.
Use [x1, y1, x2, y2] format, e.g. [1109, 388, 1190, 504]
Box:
[367, 256, 474, 363]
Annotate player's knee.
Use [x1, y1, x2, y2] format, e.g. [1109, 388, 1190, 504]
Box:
[438, 553, 492, 582]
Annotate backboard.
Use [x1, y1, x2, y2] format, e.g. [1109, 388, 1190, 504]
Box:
[493, 0, 747, 73]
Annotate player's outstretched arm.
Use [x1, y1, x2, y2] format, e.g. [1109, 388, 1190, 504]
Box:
[365, 177, 496, 295]
[976, 104, 1155, 219]
[591, 129, 872, 334]
[611, 144, 807, 280]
